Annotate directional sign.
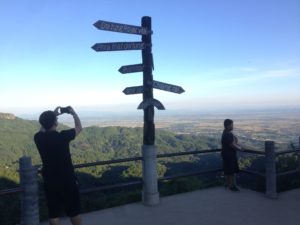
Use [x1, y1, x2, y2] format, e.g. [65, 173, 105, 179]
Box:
[152, 80, 185, 94]
[123, 86, 144, 95]
[92, 42, 145, 52]
[119, 64, 144, 74]
[138, 98, 165, 110]
[94, 20, 151, 35]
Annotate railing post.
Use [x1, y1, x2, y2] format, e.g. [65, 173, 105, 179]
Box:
[298, 137, 300, 169]
[19, 156, 39, 225]
[142, 145, 160, 206]
[265, 141, 277, 199]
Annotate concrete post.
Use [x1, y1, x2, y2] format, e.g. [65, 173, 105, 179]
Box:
[19, 156, 39, 225]
[142, 145, 160, 206]
[265, 141, 277, 199]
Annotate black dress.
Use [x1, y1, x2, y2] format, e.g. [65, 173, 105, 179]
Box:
[221, 130, 239, 175]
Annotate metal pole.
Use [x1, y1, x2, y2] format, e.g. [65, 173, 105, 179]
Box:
[141, 16, 159, 206]
[265, 141, 277, 199]
[19, 156, 39, 225]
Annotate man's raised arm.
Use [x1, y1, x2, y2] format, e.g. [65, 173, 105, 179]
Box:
[69, 107, 82, 136]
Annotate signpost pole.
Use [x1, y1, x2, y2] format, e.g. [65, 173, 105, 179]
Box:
[141, 16, 160, 206]
[142, 17, 154, 146]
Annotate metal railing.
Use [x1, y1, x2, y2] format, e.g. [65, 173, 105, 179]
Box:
[0, 187, 22, 196]
[237, 148, 266, 177]
[1, 149, 223, 197]
[75, 149, 222, 194]
[239, 148, 266, 155]
[276, 148, 300, 177]
[1, 146, 299, 197]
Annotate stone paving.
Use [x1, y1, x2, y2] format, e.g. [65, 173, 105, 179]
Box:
[40, 187, 300, 225]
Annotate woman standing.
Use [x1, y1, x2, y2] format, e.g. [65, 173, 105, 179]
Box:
[221, 119, 242, 191]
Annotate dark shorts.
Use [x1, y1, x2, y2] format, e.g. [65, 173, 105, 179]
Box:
[43, 179, 81, 218]
[222, 151, 239, 175]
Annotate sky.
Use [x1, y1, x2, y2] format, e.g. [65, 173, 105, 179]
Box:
[0, 0, 299, 115]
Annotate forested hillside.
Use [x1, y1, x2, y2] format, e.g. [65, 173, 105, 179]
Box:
[0, 114, 219, 182]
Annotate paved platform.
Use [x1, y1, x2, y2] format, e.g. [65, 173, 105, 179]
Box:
[40, 187, 300, 225]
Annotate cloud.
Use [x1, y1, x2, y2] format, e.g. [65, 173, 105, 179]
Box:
[204, 68, 300, 86]
[239, 67, 258, 72]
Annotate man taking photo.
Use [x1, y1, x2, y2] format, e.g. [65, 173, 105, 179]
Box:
[34, 106, 82, 225]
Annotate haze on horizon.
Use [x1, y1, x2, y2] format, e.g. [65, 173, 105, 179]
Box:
[0, 0, 299, 115]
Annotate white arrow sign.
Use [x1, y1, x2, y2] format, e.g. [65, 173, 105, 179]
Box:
[119, 64, 144, 74]
[123, 86, 144, 95]
[92, 42, 145, 52]
[94, 20, 151, 35]
[152, 80, 185, 94]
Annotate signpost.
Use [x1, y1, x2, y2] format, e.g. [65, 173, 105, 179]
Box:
[123, 86, 144, 95]
[94, 20, 151, 35]
[119, 64, 144, 74]
[92, 42, 144, 52]
[92, 16, 184, 206]
[152, 80, 185, 94]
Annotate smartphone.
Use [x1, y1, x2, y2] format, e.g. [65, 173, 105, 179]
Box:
[59, 106, 71, 114]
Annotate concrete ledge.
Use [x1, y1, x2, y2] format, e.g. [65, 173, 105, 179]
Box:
[40, 187, 300, 225]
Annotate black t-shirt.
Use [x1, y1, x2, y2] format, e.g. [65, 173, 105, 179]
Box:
[221, 129, 235, 155]
[34, 129, 76, 184]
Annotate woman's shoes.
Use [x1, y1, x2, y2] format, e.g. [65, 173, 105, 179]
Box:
[229, 186, 240, 192]
[224, 182, 240, 191]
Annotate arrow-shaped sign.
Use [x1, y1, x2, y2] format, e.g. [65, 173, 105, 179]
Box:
[138, 98, 165, 110]
[92, 42, 145, 52]
[119, 64, 144, 74]
[152, 80, 185, 94]
[123, 86, 144, 95]
[94, 20, 151, 35]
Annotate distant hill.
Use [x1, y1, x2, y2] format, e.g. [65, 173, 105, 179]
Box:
[0, 114, 40, 167]
[0, 113, 16, 120]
